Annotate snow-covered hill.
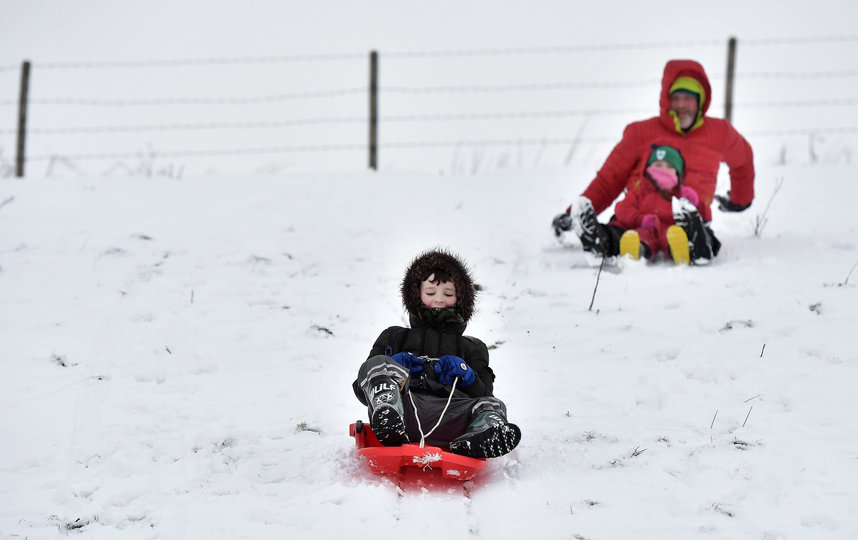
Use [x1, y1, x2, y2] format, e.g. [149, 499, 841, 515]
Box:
[1, 163, 856, 539]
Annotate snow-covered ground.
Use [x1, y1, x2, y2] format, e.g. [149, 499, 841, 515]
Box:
[1, 162, 856, 539]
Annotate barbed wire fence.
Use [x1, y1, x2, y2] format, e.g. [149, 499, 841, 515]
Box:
[1, 34, 856, 178]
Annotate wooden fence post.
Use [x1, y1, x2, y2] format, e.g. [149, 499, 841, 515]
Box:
[724, 37, 736, 123]
[16, 60, 31, 178]
[369, 50, 378, 170]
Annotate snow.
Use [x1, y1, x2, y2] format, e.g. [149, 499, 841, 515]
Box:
[2, 1, 858, 538]
[1, 164, 857, 538]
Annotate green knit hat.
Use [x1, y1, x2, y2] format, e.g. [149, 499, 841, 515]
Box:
[669, 76, 706, 108]
[647, 144, 684, 177]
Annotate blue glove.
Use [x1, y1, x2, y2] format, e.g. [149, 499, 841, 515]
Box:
[390, 352, 427, 374]
[433, 355, 476, 387]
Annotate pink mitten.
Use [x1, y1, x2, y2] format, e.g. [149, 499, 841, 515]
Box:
[640, 214, 658, 230]
[680, 185, 699, 206]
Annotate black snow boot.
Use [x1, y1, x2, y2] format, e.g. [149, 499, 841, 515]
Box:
[449, 410, 521, 458]
[574, 200, 611, 255]
[366, 376, 409, 447]
[673, 198, 714, 262]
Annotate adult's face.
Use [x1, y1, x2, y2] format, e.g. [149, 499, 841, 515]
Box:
[670, 92, 699, 130]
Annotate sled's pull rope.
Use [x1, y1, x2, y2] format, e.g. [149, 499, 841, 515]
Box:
[408, 377, 458, 448]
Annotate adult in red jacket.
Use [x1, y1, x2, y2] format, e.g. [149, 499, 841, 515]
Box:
[552, 59, 755, 262]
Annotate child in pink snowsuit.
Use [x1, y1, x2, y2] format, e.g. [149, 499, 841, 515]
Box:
[612, 143, 703, 262]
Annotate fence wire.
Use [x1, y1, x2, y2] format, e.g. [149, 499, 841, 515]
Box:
[5, 100, 857, 137]
[22, 125, 858, 163]
[4, 33, 852, 71]
[2, 72, 857, 108]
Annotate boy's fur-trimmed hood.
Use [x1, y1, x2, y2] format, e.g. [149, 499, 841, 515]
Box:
[400, 248, 476, 322]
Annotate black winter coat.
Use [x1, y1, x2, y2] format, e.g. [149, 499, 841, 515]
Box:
[352, 315, 495, 406]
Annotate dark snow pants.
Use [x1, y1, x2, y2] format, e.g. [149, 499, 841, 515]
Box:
[356, 355, 509, 448]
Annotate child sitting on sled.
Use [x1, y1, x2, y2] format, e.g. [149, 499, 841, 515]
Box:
[352, 248, 521, 458]
[613, 143, 716, 263]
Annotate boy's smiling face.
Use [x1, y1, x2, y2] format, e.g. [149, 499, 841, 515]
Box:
[420, 273, 458, 309]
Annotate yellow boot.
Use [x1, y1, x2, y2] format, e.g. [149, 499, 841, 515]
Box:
[666, 225, 690, 265]
[619, 230, 642, 260]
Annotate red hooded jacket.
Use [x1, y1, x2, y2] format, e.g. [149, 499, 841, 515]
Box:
[581, 60, 754, 222]
[613, 144, 701, 230]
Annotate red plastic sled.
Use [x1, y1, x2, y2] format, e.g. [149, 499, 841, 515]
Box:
[350, 421, 487, 481]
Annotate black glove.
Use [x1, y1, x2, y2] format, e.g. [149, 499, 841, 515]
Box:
[552, 211, 572, 237]
[715, 192, 751, 212]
